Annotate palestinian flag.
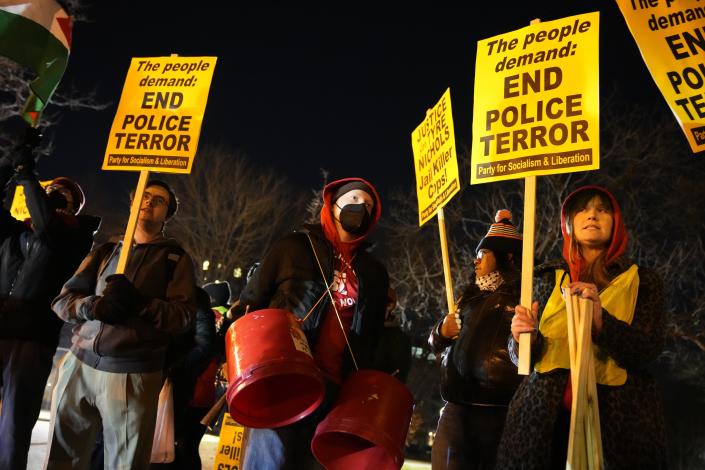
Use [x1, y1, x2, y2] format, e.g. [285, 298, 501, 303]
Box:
[0, 0, 72, 125]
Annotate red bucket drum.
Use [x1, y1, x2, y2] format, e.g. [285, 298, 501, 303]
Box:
[225, 308, 325, 428]
[311, 369, 414, 469]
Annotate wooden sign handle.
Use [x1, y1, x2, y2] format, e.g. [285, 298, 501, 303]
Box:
[517, 17, 542, 376]
[115, 170, 150, 274]
[437, 207, 455, 313]
[518, 175, 536, 375]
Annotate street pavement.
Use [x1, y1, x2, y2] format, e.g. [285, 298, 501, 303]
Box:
[28, 411, 430, 470]
[27, 411, 218, 469]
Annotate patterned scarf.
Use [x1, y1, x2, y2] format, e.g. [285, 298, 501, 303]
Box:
[475, 271, 504, 292]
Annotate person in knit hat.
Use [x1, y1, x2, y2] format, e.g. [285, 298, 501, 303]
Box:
[497, 186, 667, 469]
[46, 176, 86, 215]
[238, 177, 389, 470]
[0, 123, 99, 470]
[428, 209, 523, 470]
[476, 209, 523, 256]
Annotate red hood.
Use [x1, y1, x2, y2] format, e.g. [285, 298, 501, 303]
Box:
[560, 185, 628, 282]
[320, 177, 382, 260]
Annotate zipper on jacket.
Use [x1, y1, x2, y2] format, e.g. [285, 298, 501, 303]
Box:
[93, 321, 105, 357]
[8, 237, 32, 296]
[306, 232, 336, 326]
[92, 243, 125, 358]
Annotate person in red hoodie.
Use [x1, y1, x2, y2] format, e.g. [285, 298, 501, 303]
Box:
[238, 178, 389, 470]
[496, 186, 667, 469]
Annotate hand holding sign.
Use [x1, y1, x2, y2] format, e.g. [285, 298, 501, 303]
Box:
[104, 55, 216, 274]
[472, 13, 600, 374]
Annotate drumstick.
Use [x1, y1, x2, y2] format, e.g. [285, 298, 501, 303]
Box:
[200, 393, 228, 428]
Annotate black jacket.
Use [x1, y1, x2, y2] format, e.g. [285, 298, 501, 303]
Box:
[52, 237, 198, 373]
[429, 273, 523, 406]
[371, 324, 412, 382]
[239, 224, 389, 376]
[0, 170, 99, 347]
[166, 292, 217, 415]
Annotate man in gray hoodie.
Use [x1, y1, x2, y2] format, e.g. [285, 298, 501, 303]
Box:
[45, 180, 198, 470]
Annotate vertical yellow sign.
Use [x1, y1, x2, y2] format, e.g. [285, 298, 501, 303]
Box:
[103, 56, 217, 173]
[10, 180, 52, 221]
[411, 88, 460, 226]
[212, 413, 246, 470]
[471, 13, 600, 183]
[616, 0, 705, 153]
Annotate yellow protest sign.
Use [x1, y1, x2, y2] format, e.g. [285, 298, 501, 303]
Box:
[103, 56, 217, 173]
[616, 0, 705, 153]
[411, 88, 460, 226]
[10, 180, 52, 221]
[471, 13, 600, 184]
[212, 413, 246, 470]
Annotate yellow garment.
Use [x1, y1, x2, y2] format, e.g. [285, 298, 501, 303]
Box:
[213, 305, 229, 315]
[535, 264, 639, 385]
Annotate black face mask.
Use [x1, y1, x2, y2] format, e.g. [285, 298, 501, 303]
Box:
[47, 191, 68, 211]
[337, 203, 372, 235]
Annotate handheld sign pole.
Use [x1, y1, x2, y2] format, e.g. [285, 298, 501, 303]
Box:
[437, 207, 455, 313]
[470, 14, 600, 374]
[516, 18, 542, 376]
[115, 170, 149, 274]
[411, 88, 461, 317]
[103, 54, 216, 274]
[517, 175, 536, 375]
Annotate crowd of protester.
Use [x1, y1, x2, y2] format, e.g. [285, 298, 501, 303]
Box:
[0, 119, 667, 470]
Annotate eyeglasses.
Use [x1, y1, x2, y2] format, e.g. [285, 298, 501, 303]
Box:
[143, 191, 168, 207]
[476, 249, 491, 260]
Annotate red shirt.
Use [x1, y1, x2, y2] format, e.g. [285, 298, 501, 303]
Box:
[313, 254, 358, 384]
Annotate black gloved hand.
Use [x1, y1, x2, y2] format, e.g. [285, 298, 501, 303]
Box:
[11, 125, 42, 177]
[92, 295, 132, 324]
[102, 274, 148, 313]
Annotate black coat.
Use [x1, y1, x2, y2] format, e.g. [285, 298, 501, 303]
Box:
[371, 324, 412, 382]
[0, 172, 99, 347]
[429, 273, 523, 406]
[239, 224, 389, 376]
[167, 298, 217, 414]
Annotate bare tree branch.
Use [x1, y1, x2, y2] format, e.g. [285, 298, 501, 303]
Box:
[165, 145, 304, 284]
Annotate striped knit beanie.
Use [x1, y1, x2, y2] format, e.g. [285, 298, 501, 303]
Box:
[476, 209, 523, 256]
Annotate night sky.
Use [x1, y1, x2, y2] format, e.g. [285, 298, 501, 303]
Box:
[38, 2, 663, 229]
